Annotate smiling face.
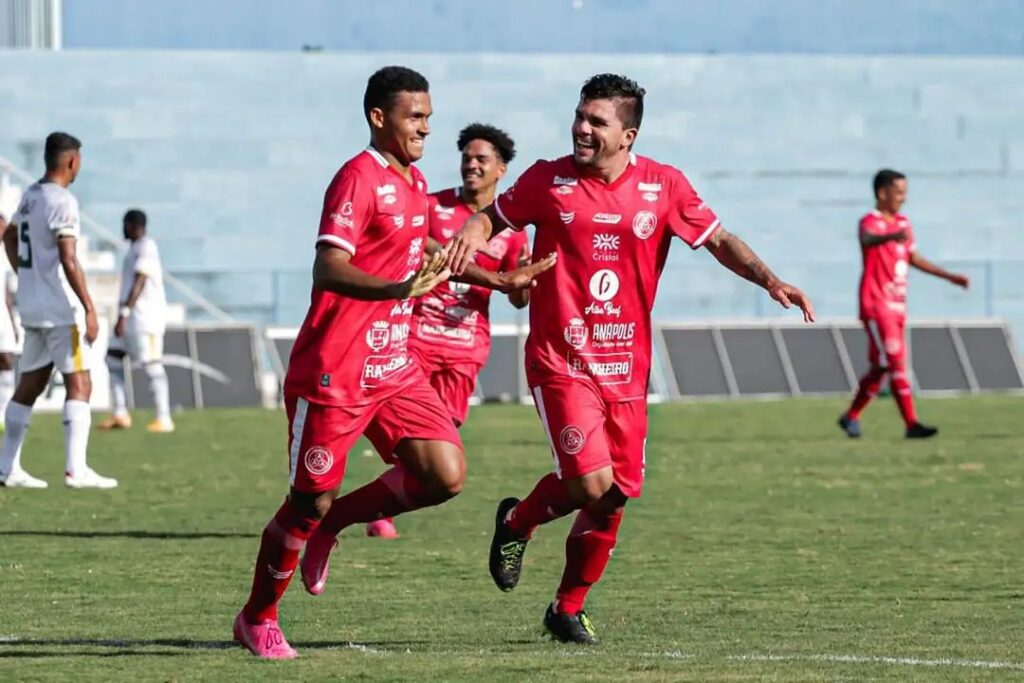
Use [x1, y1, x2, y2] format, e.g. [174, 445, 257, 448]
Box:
[459, 138, 506, 194]
[571, 97, 637, 169]
[877, 178, 908, 214]
[370, 90, 432, 164]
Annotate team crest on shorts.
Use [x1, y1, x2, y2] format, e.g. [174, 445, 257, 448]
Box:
[884, 337, 902, 355]
[304, 446, 334, 476]
[559, 425, 586, 455]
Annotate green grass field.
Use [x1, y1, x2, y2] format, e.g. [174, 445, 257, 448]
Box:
[1, 396, 1022, 681]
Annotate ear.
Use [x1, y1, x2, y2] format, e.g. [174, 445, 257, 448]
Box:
[621, 128, 638, 151]
[495, 162, 507, 181]
[368, 107, 386, 130]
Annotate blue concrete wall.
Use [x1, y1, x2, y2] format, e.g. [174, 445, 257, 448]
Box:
[0, 50, 1021, 332]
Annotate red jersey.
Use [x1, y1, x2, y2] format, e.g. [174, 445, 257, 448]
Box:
[858, 210, 916, 320]
[493, 154, 721, 402]
[410, 188, 530, 367]
[285, 148, 430, 406]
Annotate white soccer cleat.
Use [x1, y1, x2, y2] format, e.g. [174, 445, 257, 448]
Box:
[65, 467, 118, 489]
[0, 468, 49, 488]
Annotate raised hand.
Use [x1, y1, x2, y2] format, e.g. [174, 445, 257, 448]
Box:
[402, 250, 451, 298]
[498, 252, 557, 292]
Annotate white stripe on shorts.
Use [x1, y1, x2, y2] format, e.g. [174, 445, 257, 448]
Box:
[288, 397, 309, 486]
[531, 386, 562, 478]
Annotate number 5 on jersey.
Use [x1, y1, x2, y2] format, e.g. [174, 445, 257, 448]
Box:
[18, 222, 32, 268]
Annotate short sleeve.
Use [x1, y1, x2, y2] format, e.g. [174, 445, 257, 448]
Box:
[134, 239, 160, 276]
[492, 161, 547, 231]
[317, 166, 374, 255]
[669, 170, 720, 249]
[501, 229, 530, 271]
[50, 194, 80, 238]
[859, 215, 887, 237]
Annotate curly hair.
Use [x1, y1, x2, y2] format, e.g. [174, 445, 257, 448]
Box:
[457, 123, 516, 163]
[580, 73, 646, 130]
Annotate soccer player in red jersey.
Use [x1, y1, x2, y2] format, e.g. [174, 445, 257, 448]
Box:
[366, 123, 530, 539]
[446, 74, 815, 644]
[234, 67, 553, 659]
[838, 169, 969, 439]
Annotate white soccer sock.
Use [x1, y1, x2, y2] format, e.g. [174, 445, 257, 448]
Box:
[0, 369, 15, 419]
[106, 355, 129, 417]
[145, 362, 171, 422]
[1, 401, 32, 474]
[62, 400, 91, 475]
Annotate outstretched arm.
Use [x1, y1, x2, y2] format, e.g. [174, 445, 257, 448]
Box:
[427, 235, 555, 294]
[909, 251, 969, 288]
[312, 245, 449, 300]
[861, 229, 907, 248]
[445, 205, 501, 276]
[704, 228, 815, 322]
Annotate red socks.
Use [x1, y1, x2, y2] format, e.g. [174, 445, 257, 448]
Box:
[847, 366, 886, 420]
[507, 472, 578, 538]
[890, 370, 918, 427]
[555, 508, 623, 615]
[243, 499, 320, 623]
[319, 466, 427, 536]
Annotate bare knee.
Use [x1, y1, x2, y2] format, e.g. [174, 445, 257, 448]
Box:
[396, 439, 466, 502]
[64, 371, 92, 401]
[566, 469, 615, 507]
[289, 488, 337, 521]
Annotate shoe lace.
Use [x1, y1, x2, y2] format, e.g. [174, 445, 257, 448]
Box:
[499, 540, 526, 572]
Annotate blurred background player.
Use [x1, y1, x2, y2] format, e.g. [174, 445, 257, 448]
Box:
[0, 132, 116, 489]
[99, 208, 173, 433]
[447, 74, 814, 644]
[366, 122, 531, 539]
[838, 170, 970, 439]
[0, 177, 23, 425]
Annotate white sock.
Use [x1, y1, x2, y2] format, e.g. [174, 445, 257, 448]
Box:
[145, 362, 171, 422]
[62, 400, 91, 475]
[106, 355, 129, 417]
[1, 400, 32, 474]
[0, 369, 15, 419]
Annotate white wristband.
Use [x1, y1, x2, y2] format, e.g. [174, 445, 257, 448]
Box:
[119, 306, 131, 318]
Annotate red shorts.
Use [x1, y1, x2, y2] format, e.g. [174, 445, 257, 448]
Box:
[284, 380, 463, 494]
[862, 315, 907, 371]
[425, 363, 479, 427]
[531, 378, 648, 498]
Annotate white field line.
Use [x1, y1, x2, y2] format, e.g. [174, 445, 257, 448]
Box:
[729, 653, 1024, 671]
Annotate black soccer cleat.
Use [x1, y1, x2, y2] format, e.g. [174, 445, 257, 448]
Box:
[489, 497, 529, 592]
[837, 414, 861, 438]
[543, 603, 599, 645]
[905, 422, 938, 439]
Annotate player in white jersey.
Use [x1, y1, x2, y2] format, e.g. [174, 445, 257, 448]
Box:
[0, 132, 117, 489]
[99, 208, 173, 433]
[0, 179, 23, 424]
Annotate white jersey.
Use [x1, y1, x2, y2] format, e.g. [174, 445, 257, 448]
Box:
[119, 235, 166, 332]
[8, 182, 83, 328]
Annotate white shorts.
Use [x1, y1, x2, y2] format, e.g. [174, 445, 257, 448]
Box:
[21, 324, 93, 374]
[108, 326, 164, 364]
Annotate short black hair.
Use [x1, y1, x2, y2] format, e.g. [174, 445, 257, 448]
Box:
[123, 208, 147, 227]
[873, 169, 906, 198]
[580, 74, 646, 130]
[457, 123, 516, 164]
[44, 132, 81, 170]
[363, 66, 429, 122]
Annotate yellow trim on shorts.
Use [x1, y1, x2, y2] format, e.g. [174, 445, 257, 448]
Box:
[70, 325, 83, 372]
[148, 334, 157, 360]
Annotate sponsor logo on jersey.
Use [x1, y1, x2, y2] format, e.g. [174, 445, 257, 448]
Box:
[559, 425, 586, 455]
[441, 228, 456, 239]
[411, 215, 425, 227]
[593, 213, 622, 225]
[555, 186, 574, 195]
[589, 269, 620, 302]
[377, 184, 396, 196]
[448, 281, 471, 295]
[485, 236, 509, 260]
[304, 446, 334, 476]
[365, 320, 391, 351]
[637, 182, 662, 192]
[593, 234, 620, 262]
[563, 317, 589, 350]
[361, 353, 410, 387]
[566, 351, 634, 385]
[553, 176, 578, 186]
[641, 192, 659, 202]
[590, 322, 636, 343]
[417, 320, 475, 346]
[434, 205, 456, 217]
[559, 211, 575, 224]
[340, 201, 354, 215]
[632, 210, 657, 239]
[409, 237, 423, 255]
[393, 215, 405, 228]
[329, 213, 353, 228]
[389, 299, 414, 317]
[584, 301, 623, 317]
[383, 194, 398, 205]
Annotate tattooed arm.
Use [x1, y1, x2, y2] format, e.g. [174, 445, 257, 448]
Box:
[704, 228, 816, 322]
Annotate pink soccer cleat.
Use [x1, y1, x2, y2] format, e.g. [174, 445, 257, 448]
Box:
[366, 517, 399, 539]
[300, 530, 338, 596]
[233, 611, 298, 659]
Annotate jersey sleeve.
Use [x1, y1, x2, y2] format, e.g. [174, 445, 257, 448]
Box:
[501, 228, 530, 271]
[49, 194, 80, 238]
[134, 239, 161, 276]
[492, 161, 547, 231]
[859, 215, 887, 237]
[317, 166, 374, 256]
[668, 170, 720, 249]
